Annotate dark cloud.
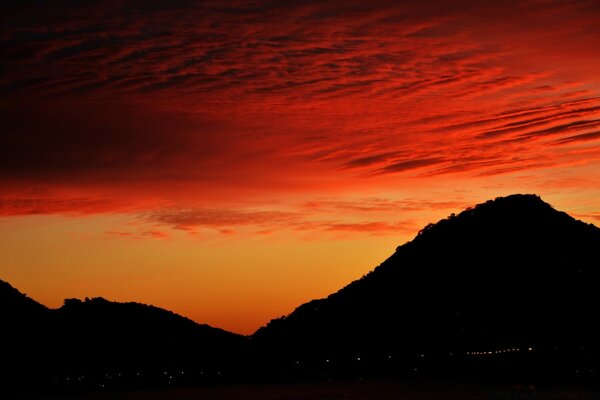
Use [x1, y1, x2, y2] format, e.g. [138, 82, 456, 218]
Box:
[477, 105, 600, 139]
[517, 119, 600, 140]
[0, 196, 122, 215]
[375, 158, 446, 175]
[552, 130, 600, 146]
[340, 152, 403, 169]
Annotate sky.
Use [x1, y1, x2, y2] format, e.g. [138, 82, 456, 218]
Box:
[1, 0, 599, 334]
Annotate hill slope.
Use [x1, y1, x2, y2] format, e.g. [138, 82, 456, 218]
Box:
[0, 279, 50, 322]
[253, 194, 600, 379]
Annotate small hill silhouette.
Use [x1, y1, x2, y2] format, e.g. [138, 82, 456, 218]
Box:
[0, 283, 246, 393]
[54, 296, 245, 369]
[253, 194, 600, 381]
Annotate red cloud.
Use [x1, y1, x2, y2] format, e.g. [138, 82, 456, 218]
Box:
[106, 229, 169, 240]
[0, 196, 124, 216]
[0, 0, 598, 226]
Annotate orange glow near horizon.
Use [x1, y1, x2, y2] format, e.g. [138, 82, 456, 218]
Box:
[1, 0, 599, 334]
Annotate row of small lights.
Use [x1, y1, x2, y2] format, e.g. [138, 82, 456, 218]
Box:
[466, 347, 533, 356]
[303, 353, 426, 365]
[310, 348, 534, 364]
[58, 369, 197, 384]
[56, 348, 539, 384]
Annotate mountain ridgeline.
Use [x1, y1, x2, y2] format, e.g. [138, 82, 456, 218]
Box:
[1, 194, 599, 392]
[252, 194, 600, 380]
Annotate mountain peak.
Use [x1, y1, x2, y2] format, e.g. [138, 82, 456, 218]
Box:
[431, 193, 552, 223]
[456, 193, 553, 217]
[480, 193, 544, 203]
[410, 193, 595, 249]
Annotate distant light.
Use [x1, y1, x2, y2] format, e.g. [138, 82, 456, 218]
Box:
[528, 347, 533, 351]
[357, 357, 361, 361]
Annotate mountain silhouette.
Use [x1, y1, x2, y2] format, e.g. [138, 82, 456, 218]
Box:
[2, 194, 599, 393]
[252, 194, 600, 381]
[0, 282, 246, 393]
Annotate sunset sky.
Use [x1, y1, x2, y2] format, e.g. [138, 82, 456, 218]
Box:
[1, 0, 599, 334]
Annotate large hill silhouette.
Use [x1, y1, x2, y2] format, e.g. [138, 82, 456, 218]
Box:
[252, 194, 600, 381]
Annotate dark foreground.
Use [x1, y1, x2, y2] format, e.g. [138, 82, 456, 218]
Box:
[35, 381, 599, 400]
